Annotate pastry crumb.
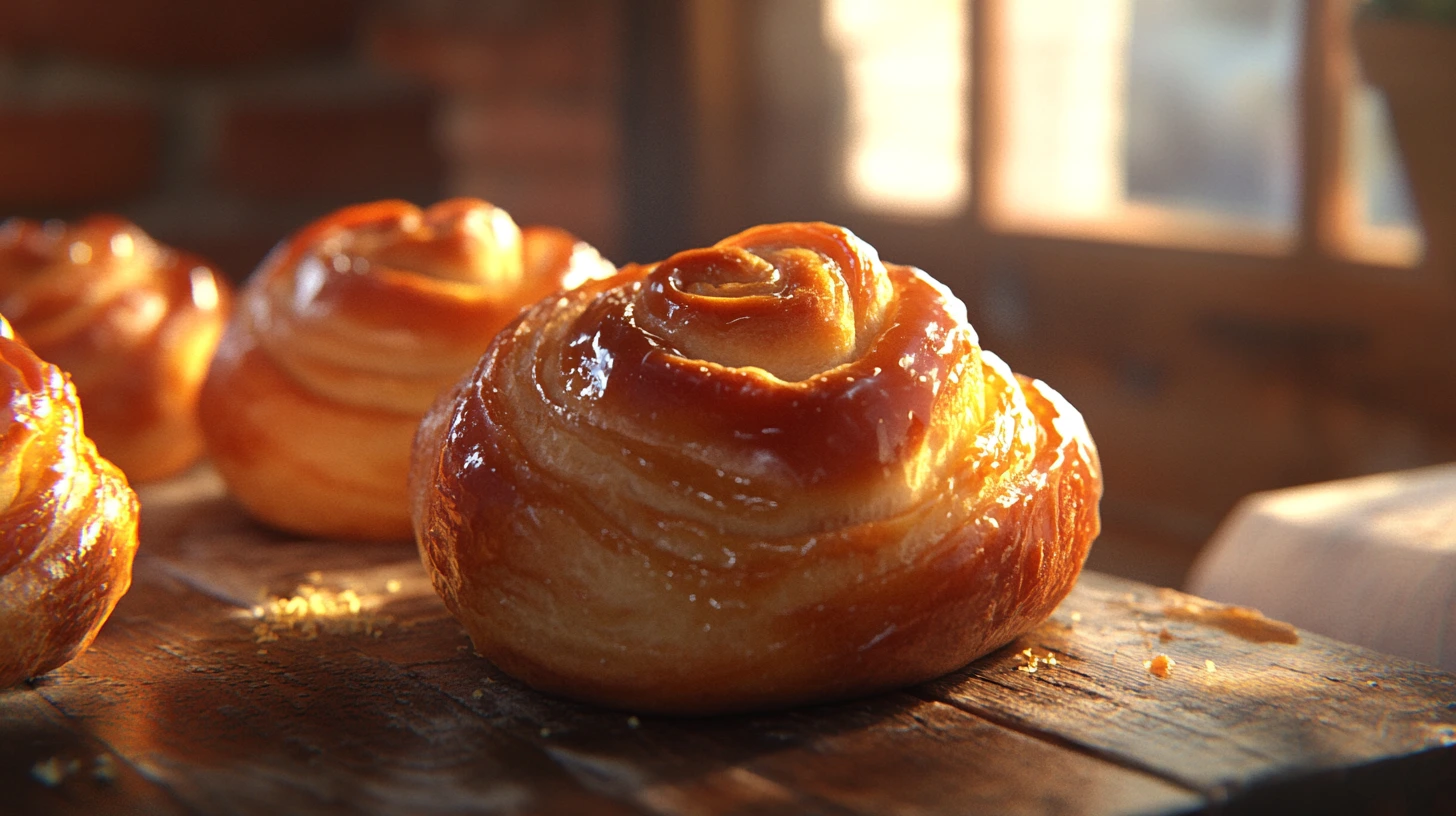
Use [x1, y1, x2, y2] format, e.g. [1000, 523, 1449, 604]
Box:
[471, 688, 485, 700]
[1144, 654, 1175, 678]
[1204, 659, 1216, 673]
[1157, 627, 1174, 642]
[1017, 648, 1059, 674]
[247, 584, 393, 642]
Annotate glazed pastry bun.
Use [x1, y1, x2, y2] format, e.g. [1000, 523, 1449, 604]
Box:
[0, 216, 232, 483]
[410, 221, 1102, 715]
[1, 315, 141, 687]
[200, 198, 614, 541]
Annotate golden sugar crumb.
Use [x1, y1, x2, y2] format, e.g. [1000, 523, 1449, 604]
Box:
[1017, 649, 1059, 674]
[1158, 627, 1174, 642]
[248, 584, 393, 642]
[471, 689, 485, 700]
[1144, 654, 1175, 678]
[1070, 611, 1083, 623]
[1205, 659, 1217, 673]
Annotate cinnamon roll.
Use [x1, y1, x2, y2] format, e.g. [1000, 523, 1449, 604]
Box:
[411, 222, 1102, 714]
[0, 216, 232, 483]
[200, 198, 614, 541]
[1, 315, 141, 687]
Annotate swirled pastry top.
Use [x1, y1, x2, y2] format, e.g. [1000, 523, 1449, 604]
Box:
[202, 198, 614, 541]
[2, 314, 140, 687]
[413, 222, 1102, 714]
[0, 216, 231, 482]
[233, 198, 611, 416]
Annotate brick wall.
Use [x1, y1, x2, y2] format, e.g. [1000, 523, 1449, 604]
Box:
[0, 0, 624, 280]
[370, 0, 623, 258]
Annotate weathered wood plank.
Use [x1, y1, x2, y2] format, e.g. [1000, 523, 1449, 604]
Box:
[33, 564, 648, 816]
[921, 570, 1456, 802]
[0, 686, 192, 815]
[7, 466, 1453, 814]
[122, 471, 1199, 815]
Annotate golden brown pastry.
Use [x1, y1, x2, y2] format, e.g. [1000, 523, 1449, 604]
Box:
[1, 314, 141, 687]
[0, 216, 232, 483]
[410, 222, 1102, 715]
[200, 198, 614, 541]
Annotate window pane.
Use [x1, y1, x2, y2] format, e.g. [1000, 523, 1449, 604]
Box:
[995, 0, 1301, 242]
[824, 0, 968, 217]
[1348, 85, 1419, 229]
[999, 0, 1131, 219]
[1124, 0, 1301, 225]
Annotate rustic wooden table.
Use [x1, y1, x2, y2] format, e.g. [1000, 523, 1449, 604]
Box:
[3, 468, 1455, 815]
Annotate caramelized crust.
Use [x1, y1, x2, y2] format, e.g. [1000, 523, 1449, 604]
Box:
[1, 315, 140, 687]
[411, 222, 1102, 714]
[0, 216, 232, 483]
[201, 199, 614, 541]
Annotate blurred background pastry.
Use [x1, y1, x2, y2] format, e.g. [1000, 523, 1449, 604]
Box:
[0, 216, 232, 483]
[200, 198, 614, 541]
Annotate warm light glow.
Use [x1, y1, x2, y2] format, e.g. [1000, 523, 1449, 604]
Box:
[189, 267, 220, 311]
[824, 0, 968, 217]
[110, 233, 135, 258]
[999, 0, 1130, 219]
[68, 242, 93, 264]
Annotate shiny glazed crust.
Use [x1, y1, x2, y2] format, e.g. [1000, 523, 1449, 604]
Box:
[411, 222, 1102, 714]
[201, 199, 614, 541]
[0, 216, 232, 483]
[1, 315, 141, 687]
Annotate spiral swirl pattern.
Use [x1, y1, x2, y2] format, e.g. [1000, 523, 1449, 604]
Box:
[412, 222, 1102, 714]
[0, 216, 232, 483]
[1, 315, 140, 687]
[202, 198, 614, 541]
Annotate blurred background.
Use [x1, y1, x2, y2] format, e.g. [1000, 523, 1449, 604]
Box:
[2, 0, 1453, 588]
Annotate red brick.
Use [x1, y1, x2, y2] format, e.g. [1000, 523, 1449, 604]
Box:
[215, 95, 444, 202]
[441, 99, 619, 172]
[0, 104, 160, 207]
[0, 0, 366, 71]
[368, 2, 619, 96]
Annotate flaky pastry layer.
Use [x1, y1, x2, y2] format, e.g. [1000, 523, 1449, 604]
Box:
[1, 316, 140, 687]
[411, 222, 1101, 714]
[0, 216, 232, 483]
[201, 199, 614, 540]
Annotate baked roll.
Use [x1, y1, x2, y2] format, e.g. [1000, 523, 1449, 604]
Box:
[411, 222, 1102, 714]
[1, 315, 141, 687]
[0, 216, 232, 483]
[200, 198, 614, 541]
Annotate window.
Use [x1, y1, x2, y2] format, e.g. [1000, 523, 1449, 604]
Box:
[823, 0, 969, 217]
[815, 0, 1424, 265]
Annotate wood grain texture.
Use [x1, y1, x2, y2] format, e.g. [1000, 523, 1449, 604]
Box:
[1, 466, 1453, 815]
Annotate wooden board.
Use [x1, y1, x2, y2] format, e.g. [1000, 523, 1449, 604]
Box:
[3, 467, 1454, 815]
